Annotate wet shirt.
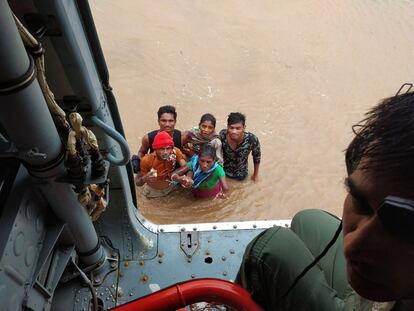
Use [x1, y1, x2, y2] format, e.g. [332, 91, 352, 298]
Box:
[140, 147, 185, 181]
[219, 130, 261, 180]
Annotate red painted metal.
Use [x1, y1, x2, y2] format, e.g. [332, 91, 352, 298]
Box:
[112, 278, 263, 311]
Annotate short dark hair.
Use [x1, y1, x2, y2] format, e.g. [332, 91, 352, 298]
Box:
[199, 144, 217, 161]
[199, 113, 216, 127]
[346, 92, 414, 179]
[227, 112, 246, 126]
[157, 105, 177, 120]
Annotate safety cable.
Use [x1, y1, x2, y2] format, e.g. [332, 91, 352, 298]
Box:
[71, 257, 98, 311]
[281, 221, 343, 299]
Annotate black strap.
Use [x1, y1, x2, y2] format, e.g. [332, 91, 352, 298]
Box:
[77, 240, 101, 257]
[0, 55, 36, 96]
[147, 130, 158, 153]
[173, 129, 182, 149]
[281, 221, 343, 299]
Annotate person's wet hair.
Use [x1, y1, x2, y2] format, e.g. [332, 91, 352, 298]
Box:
[157, 105, 177, 120]
[346, 92, 414, 178]
[227, 112, 246, 126]
[199, 144, 217, 161]
[199, 113, 216, 127]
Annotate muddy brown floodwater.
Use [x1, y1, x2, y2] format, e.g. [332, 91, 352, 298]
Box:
[90, 0, 414, 224]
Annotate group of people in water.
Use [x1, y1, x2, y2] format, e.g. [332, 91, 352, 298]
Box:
[132, 105, 261, 199]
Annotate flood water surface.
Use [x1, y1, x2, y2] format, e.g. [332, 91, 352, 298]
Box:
[90, 1, 414, 224]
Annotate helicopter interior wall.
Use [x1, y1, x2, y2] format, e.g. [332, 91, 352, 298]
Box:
[0, 162, 76, 310]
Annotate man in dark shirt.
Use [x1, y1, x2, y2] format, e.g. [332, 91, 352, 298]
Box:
[132, 105, 182, 173]
[219, 112, 261, 181]
[138, 105, 182, 158]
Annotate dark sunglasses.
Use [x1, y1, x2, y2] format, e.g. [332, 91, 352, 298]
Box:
[378, 196, 414, 242]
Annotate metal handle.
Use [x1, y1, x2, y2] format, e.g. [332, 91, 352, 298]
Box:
[90, 115, 130, 166]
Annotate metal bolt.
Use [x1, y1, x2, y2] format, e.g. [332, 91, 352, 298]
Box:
[194, 242, 198, 246]
[124, 261, 129, 267]
[233, 225, 237, 229]
[158, 259, 163, 264]
[253, 224, 257, 228]
[187, 258, 192, 263]
[221, 256, 226, 261]
[129, 293, 133, 296]
[205, 251, 210, 256]
[193, 227, 197, 231]
[112, 284, 116, 288]
[158, 252, 164, 258]
[111, 262, 117, 268]
[191, 274, 196, 278]
[187, 254, 192, 258]
[94, 277, 101, 283]
[223, 271, 228, 276]
[139, 261, 145, 266]
[160, 228, 164, 232]
[230, 249, 235, 254]
[180, 227, 185, 232]
[141, 275, 149, 283]
[213, 225, 217, 229]
[100, 292, 104, 296]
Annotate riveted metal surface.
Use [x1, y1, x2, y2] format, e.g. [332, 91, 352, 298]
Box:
[115, 227, 266, 302]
